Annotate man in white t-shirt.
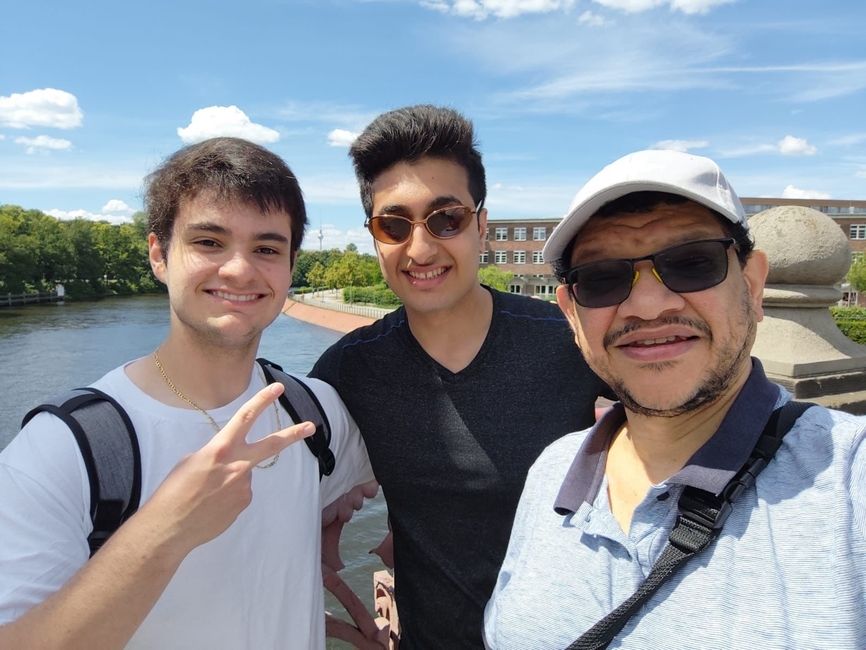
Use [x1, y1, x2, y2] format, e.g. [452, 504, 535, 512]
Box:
[0, 137, 375, 649]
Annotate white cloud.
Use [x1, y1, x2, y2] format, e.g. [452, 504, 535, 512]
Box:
[301, 224, 375, 254]
[14, 135, 73, 154]
[718, 136, 816, 158]
[0, 88, 83, 129]
[177, 106, 280, 145]
[0, 134, 5, 141]
[468, 19, 735, 110]
[420, 0, 577, 20]
[830, 133, 866, 147]
[781, 184, 830, 200]
[651, 139, 709, 152]
[45, 208, 134, 225]
[592, 0, 733, 14]
[578, 10, 606, 25]
[777, 134, 816, 156]
[102, 199, 134, 214]
[327, 128, 359, 148]
[669, 0, 733, 13]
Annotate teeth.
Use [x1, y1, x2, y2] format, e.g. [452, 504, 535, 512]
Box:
[633, 336, 682, 346]
[408, 268, 445, 280]
[212, 291, 259, 302]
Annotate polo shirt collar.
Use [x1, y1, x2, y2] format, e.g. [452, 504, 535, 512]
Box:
[554, 358, 781, 516]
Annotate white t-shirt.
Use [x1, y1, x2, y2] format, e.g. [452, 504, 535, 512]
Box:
[0, 360, 374, 649]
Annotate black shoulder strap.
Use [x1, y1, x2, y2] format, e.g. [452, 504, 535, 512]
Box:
[256, 358, 336, 479]
[567, 400, 815, 650]
[21, 388, 142, 557]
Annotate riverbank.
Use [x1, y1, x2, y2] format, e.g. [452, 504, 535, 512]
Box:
[282, 298, 377, 333]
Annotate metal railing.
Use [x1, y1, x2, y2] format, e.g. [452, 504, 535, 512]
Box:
[2, 290, 63, 308]
[292, 291, 395, 320]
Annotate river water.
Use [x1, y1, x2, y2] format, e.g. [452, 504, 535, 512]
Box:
[0, 295, 388, 645]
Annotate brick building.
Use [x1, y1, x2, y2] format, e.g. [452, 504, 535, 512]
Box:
[482, 198, 866, 303]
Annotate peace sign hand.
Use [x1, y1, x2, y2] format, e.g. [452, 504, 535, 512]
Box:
[136, 383, 314, 556]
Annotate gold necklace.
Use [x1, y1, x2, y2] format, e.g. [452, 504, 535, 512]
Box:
[152, 349, 280, 469]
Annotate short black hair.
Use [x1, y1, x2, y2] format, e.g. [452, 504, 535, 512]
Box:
[145, 137, 307, 263]
[349, 105, 486, 218]
[553, 191, 754, 281]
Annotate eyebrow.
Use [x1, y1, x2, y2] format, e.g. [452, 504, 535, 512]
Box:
[185, 221, 290, 244]
[377, 195, 466, 217]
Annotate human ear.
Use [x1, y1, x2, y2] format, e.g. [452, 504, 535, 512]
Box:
[148, 233, 168, 285]
[476, 207, 488, 252]
[555, 284, 579, 333]
[742, 250, 769, 322]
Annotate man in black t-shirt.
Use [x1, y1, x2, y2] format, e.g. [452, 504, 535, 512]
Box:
[311, 105, 609, 649]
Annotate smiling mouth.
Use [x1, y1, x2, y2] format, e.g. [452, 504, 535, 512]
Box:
[208, 290, 262, 303]
[406, 267, 447, 280]
[625, 335, 695, 347]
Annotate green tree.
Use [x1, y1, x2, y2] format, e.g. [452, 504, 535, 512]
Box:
[292, 249, 340, 287]
[847, 255, 866, 293]
[478, 265, 514, 292]
[306, 261, 327, 290]
[324, 250, 382, 288]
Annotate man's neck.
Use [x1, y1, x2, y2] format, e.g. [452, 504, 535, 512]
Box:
[405, 283, 493, 374]
[605, 372, 749, 533]
[126, 332, 261, 410]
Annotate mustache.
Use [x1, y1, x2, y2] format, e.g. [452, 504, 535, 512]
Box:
[603, 316, 712, 348]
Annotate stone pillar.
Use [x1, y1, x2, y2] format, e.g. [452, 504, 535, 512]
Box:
[750, 205, 866, 414]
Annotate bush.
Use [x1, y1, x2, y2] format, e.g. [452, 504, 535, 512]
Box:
[831, 306, 866, 344]
[343, 284, 401, 307]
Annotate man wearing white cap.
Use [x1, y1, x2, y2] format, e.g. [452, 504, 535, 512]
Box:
[483, 149, 866, 649]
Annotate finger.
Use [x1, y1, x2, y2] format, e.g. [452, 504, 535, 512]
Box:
[212, 383, 286, 447]
[246, 420, 315, 464]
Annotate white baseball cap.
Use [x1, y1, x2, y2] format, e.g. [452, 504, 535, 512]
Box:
[543, 149, 747, 265]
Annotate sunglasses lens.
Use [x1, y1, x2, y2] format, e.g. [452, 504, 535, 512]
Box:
[656, 240, 729, 293]
[427, 207, 473, 238]
[566, 239, 733, 308]
[370, 216, 411, 244]
[568, 260, 635, 308]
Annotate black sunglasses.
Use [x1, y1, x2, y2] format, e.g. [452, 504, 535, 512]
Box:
[564, 238, 737, 308]
[365, 205, 478, 245]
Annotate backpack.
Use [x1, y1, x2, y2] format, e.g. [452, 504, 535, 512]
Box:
[20, 357, 335, 556]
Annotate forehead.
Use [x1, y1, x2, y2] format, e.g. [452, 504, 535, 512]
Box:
[370, 157, 472, 210]
[570, 200, 726, 265]
[175, 193, 293, 230]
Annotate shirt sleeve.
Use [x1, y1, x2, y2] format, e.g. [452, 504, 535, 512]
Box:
[0, 413, 91, 623]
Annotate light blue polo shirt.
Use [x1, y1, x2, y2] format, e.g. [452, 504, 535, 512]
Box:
[484, 360, 866, 650]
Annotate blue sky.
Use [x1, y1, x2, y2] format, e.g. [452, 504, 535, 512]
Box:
[2, 0, 865, 254]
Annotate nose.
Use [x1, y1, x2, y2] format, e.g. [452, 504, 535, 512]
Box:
[618, 260, 684, 319]
[218, 251, 256, 281]
[403, 221, 438, 264]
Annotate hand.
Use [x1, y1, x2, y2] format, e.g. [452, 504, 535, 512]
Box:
[137, 383, 315, 554]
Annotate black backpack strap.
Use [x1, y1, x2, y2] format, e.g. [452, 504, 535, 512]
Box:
[567, 400, 815, 650]
[21, 388, 142, 557]
[256, 358, 336, 479]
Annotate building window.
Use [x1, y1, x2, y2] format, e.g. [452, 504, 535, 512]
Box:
[513, 250, 526, 264]
[509, 283, 522, 294]
[479, 251, 489, 264]
[513, 227, 527, 241]
[850, 224, 866, 240]
[534, 285, 554, 296]
[495, 227, 508, 241]
[495, 251, 508, 264]
[532, 227, 547, 241]
[532, 251, 544, 264]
